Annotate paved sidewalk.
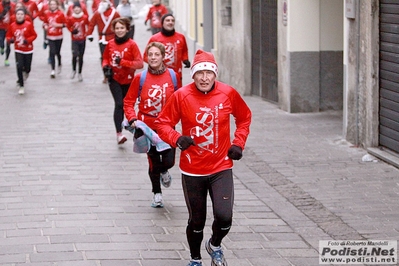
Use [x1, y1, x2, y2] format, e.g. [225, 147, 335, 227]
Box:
[0, 3, 399, 266]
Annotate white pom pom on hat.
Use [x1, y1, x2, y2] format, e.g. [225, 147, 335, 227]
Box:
[190, 49, 218, 78]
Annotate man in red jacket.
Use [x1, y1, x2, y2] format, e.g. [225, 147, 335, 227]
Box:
[144, 13, 190, 83]
[155, 50, 252, 266]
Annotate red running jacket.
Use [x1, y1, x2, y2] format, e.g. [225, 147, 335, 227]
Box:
[155, 81, 252, 176]
[102, 38, 143, 85]
[144, 31, 189, 77]
[6, 20, 37, 54]
[124, 68, 179, 130]
[66, 13, 89, 41]
[0, 1, 15, 30]
[42, 9, 66, 40]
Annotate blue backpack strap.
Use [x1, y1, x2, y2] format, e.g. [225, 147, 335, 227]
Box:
[138, 70, 147, 101]
[168, 68, 178, 91]
[138, 69, 177, 101]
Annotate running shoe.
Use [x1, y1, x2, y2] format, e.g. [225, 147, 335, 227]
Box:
[117, 134, 127, 145]
[70, 70, 76, 79]
[0, 48, 4, 55]
[78, 73, 83, 82]
[187, 260, 202, 266]
[205, 238, 227, 266]
[4, 59, 9, 66]
[57, 65, 62, 74]
[151, 193, 164, 208]
[160, 171, 172, 188]
[50, 70, 55, 79]
[18, 86, 25, 95]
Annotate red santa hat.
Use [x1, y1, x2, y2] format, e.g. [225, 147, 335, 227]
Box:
[190, 49, 218, 78]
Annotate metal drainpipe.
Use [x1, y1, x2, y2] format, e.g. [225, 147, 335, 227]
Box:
[355, 0, 360, 147]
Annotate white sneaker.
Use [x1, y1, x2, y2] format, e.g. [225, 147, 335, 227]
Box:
[18, 86, 25, 95]
[70, 70, 76, 79]
[117, 134, 127, 145]
[78, 73, 83, 81]
[151, 193, 164, 208]
[57, 65, 62, 74]
[205, 238, 226, 266]
[50, 70, 55, 78]
[160, 171, 172, 188]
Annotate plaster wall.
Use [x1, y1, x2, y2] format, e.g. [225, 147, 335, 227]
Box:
[343, 0, 379, 147]
[217, 0, 251, 95]
[286, 0, 320, 112]
[280, 0, 343, 113]
[278, 0, 290, 111]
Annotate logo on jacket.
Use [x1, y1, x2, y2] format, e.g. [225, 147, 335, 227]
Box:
[191, 106, 216, 153]
[145, 83, 168, 116]
[14, 28, 27, 46]
[73, 21, 85, 38]
[164, 41, 176, 67]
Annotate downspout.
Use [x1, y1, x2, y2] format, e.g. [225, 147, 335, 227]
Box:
[355, 0, 360, 146]
[195, 0, 198, 45]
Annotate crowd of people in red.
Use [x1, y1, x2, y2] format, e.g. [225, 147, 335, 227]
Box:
[0, 0, 172, 93]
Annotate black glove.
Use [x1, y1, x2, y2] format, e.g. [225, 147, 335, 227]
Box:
[123, 119, 136, 131]
[3, 5, 10, 13]
[0, 7, 8, 20]
[0, 5, 10, 19]
[8, 38, 14, 44]
[88, 37, 93, 42]
[176, 136, 196, 151]
[134, 128, 144, 139]
[144, 20, 147, 26]
[183, 60, 191, 68]
[23, 40, 28, 45]
[71, 29, 79, 34]
[102, 65, 113, 79]
[227, 145, 243, 160]
[114, 56, 121, 65]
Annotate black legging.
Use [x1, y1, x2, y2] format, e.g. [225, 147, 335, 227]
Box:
[5, 41, 10, 60]
[99, 42, 106, 61]
[108, 79, 130, 133]
[0, 29, 5, 50]
[15, 52, 33, 87]
[0, 29, 10, 60]
[71, 40, 86, 73]
[147, 146, 175, 194]
[128, 25, 135, 39]
[48, 39, 63, 70]
[182, 169, 234, 260]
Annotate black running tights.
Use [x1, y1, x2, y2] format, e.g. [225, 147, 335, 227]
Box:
[182, 169, 234, 260]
